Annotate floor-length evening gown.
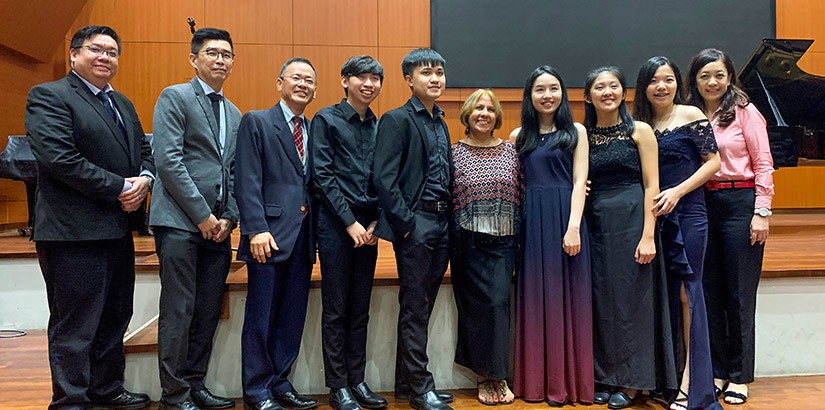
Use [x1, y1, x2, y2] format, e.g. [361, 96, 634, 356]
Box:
[585, 123, 677, 392]
[514, 132, 593, 404]
[656, 119, 724, 410]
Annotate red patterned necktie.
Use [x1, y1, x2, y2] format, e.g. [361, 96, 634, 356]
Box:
[292, 116, 304, 162]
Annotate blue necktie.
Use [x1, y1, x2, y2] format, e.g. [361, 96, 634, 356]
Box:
[96, 91, 127, 142]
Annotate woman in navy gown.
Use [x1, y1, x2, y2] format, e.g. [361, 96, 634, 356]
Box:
[582, 66, 677, 409]
[634, 56, 723, 410]
[510, 66, 592, 406]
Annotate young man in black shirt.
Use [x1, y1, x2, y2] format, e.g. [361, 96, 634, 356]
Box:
[309, 55, 388, 410]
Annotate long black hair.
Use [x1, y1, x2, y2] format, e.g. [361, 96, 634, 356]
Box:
[633, 56, 683, 125]
[583, 66, 635, 135]
[515, 66, 577, 157]
[685, 48, 750, 127]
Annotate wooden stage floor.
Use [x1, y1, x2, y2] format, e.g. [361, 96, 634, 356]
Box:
[1, 330, 823, 409]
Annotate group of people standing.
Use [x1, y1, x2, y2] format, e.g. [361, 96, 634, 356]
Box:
[25, 22, 773, 410]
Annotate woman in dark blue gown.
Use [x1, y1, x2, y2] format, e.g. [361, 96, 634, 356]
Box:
[510, 66, 592, 406]
[634, 57, 723, 410]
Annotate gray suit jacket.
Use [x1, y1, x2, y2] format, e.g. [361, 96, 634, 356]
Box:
[149, 77, 241, 232]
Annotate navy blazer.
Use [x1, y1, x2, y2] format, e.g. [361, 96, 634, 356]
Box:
[373, 99, 452, 242]
[234, 103, 315, 264]
[25, 72, 154, 241]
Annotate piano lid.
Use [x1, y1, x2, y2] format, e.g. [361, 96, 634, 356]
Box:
[739, 39, 825, 131]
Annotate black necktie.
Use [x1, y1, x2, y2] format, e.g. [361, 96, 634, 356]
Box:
[207, 93, 223, 129]
[96, 91, 127, 142]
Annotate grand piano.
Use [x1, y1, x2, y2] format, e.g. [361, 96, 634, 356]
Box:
[739, 39, 825, 168]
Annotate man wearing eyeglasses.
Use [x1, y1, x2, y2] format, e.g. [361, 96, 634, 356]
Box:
[150, 28, 240, 410]
[235, 57, 318, 410]
[25, 25, 154, 410]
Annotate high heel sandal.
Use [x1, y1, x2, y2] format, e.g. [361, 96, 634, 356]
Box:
[669, 389, 688, 410]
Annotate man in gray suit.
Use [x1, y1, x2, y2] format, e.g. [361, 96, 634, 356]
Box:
[150, 28, 241, 410]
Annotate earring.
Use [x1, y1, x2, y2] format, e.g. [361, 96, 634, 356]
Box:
[465, 126, 470, 136]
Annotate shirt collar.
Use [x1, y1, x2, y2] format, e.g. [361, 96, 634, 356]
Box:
[196, 76, 223, 97]
[279, 100, 305, 124]
[340, 99, 376, 123]
[72, 70, 113, 95]
[410, 95, 443, 118]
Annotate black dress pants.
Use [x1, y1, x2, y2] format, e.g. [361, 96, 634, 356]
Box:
[36, 235, 135, 410]
[318, 206, 379, 388]
[703, 187, 764, 384]
[392, 210, 450, 396]
[154, 226, 231, 403]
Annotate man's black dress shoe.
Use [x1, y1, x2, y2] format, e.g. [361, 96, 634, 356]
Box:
[158, 399, 200, 410]
[244, 398, 284, 410]
[192, 389, 235, 409]
[409, 391, 452, 410]
[395, 389, 454, 404]
[607, 391, 636, 409]
[350, 382, 388, 409]
[274, 391, 318, 410]
[90, 391, 151, 409]
[329, 387, 361, 410]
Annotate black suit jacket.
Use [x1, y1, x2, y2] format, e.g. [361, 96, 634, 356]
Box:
[25, 72, 154, 241]
[372, 99, 451, 242]
[234, 103, 315, 264]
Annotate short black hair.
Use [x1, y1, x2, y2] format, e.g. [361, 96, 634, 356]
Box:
[280, 57, 316, 77]
[191, 28, 233, 54]
[70, 25, 121, 54]
[401, 48, 445, 78]
[341, 55, 384, 81]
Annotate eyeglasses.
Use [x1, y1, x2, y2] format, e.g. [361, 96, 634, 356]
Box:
[78, 44, 119, 59]
[200, 49, 235, 62]
[281, 75, 316, 86]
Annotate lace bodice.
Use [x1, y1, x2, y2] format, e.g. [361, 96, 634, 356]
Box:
[655, 119, 717, 189]
[587, 123, 642, 189]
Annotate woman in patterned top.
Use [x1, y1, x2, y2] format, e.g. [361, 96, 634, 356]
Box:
[451, 89, 520, 406]
[635, 57, 722, 410]
[686, 48, 775, 406]
[583, 66, 676, 409]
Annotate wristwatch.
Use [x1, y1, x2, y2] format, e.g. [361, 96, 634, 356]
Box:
[754, 208, 772, 217]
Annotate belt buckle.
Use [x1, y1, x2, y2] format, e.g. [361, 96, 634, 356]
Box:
[705, 180, 720, 191]
[437, 201, 447, 213]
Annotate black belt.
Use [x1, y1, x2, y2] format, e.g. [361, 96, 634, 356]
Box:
[419, 200, 449, 213]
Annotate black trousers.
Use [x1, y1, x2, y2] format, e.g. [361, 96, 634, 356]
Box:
[153, 226, 232, 403]
[703, 188, 764, 384]
[36, 235, 135, 410]
[392, 210, 450, 396]
[318, 206, 379, 388]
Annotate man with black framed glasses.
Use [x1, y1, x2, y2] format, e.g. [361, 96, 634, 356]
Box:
[26, 25, 154, 410]
[150, 27, 241, 410]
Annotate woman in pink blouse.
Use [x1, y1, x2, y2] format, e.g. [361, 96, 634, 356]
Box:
[685, 48, 775, 406]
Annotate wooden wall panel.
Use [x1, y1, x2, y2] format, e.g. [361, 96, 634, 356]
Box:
[224, 44, 295, 114]
[205, 0, 293, 45]
[294, 0, 378, 46]
[776, 0, 825, 53]
[377, 0, 429, 47]
[293, 45, 380, 117]
[375, 46, 416, 114]
[74, 0, 205, 43]
[0, 0, 85, 62]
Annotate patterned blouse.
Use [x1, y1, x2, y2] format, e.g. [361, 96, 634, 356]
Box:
[451, 140, 522, 236]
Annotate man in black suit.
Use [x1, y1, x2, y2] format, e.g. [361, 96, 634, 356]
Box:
[372, 48, 454, 410]
[25, 25, 154, 410]
[150, 28, 241, 410]
[309, 56, 388, 410]
[234, 57, 319, 410]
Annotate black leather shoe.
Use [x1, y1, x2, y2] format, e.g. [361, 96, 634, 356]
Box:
[395, 390, 453, 404]
[329, 387, 361, 410]
[350, 382, 388, 409]
[594, 390, 610, 405]
[192, 389, 235, 409]
[244, 398, 284, 410]
[410, 391, 452, 410]
[90, 391, 151, 409]
[607, 391, 636, 409]
[274, 391, 318, 410]
[158, 400, 200, 410]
